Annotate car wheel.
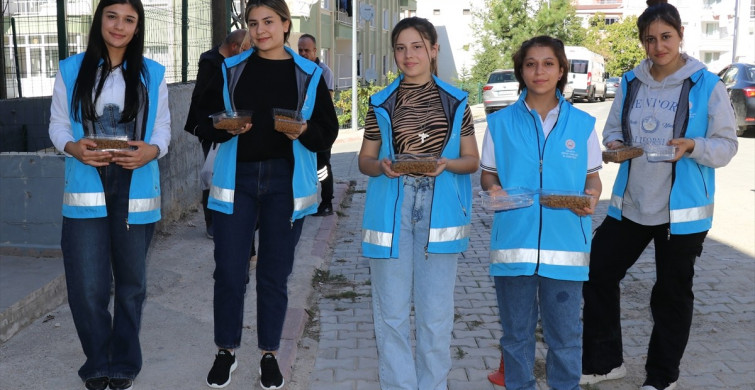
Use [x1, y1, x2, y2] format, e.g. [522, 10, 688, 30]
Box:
[587, 89, 595, 103]
[736, 125, 746, 137]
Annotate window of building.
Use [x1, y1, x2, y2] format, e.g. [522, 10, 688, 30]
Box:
[605, 17, 619, 25]
[321, 0, 331, 10]
[703, 22, 719, 37]
[463, 9, 471, 15]
[702, 51, 721, 64]
[384, 9, 390, 30]
[703, 0, 722, 7]
[433, 9, 440, 15]
[751, 0, 755, 18]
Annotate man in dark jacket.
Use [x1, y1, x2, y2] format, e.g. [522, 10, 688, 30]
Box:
[185, 29, 248, 238]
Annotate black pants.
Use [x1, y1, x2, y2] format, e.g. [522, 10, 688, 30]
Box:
[317, 149, 333, 206]
[582, 216, 706, 385]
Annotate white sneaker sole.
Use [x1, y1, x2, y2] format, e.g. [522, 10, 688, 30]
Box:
[258, 367, 285, 390]
[207, 360, 238, 388]
[580, 363, 627, 385]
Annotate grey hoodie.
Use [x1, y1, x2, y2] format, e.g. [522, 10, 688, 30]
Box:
[603, 54, 738, 226]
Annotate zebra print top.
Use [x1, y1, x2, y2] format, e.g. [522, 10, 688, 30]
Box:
[364, 80, 475, 161]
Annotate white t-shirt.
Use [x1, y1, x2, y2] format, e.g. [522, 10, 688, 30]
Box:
[480, 102, 602, 175]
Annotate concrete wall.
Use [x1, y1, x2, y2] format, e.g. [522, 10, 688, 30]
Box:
[0, 82, 202, 256]
[0, 97, 53, 153]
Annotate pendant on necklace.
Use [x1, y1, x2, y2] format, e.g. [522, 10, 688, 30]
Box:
[641, 116, 659, 132]
[418, 132, 429, 144]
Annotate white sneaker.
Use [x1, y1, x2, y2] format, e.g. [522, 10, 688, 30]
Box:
[640, 381, 677, 390]
[580, 364, 627, 385]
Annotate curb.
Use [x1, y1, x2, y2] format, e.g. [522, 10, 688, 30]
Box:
[276, 180, 351, 381]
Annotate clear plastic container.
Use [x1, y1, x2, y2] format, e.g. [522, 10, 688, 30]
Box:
[210, 110, 253, 130]
[479, 187, 536, 211]
[602, 145, 644, 163]
[390, 153, 438, 174]
[273, 108, 305, 134]
[85, 135, 131, 151]
[644, 144, 677, 162]
[539, 189, 594, 209]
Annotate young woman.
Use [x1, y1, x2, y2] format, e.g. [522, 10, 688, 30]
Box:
[480, 35, 602, 390]
[198, 0, 338, 389]
[47, 1, 170, 389]
[358, 17, 479, 390]
[580, 1, 738, 389]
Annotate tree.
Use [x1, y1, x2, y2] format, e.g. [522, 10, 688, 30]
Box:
[470, 0, 585, 88]
[584, 14, 645, 76]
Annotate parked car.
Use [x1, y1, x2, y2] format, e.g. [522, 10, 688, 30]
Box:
[483, 69, 519, 115]
[718, 63, 755, 136]
[605, 76, 621, 98]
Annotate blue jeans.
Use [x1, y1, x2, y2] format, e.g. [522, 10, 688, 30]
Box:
[370, 176, 458, 390]
[212, 159, 303, 351]
[494, 275, 583, 390]
[62, 164, 154, 381]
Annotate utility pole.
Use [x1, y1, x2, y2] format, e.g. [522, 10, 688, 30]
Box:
[731, 0, 739, 63]
[211, 0, 227, 47]
[1, 3, 6, 99]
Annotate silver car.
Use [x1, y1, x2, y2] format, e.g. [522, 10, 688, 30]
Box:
[483, 69, 520, 115]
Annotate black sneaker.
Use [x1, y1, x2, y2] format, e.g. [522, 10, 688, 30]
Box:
[206, 349, 238, 388]
[312, 204, 333, 217]
[259, 353, 284, 389]
[84, 377, 108, 390]
[108, 378, 133, 390]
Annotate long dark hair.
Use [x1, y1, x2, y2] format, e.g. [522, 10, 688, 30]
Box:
[390, 17, 439, 77]
[71, 0, 146, 123]
[512, 36, 568, 94]
[637, 0, 683, 43]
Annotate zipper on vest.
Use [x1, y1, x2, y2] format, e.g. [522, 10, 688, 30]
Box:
[125, 218, 130, 231]
[425, 178, 436, 260]
[667, 227, 671, 241]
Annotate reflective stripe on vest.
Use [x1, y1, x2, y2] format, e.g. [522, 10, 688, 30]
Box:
[295, 192, 318, 213]
[129, 197, 160, 213]
[670, 203, 714, 224]
[610, 194, 623, 210]
[64, 192, 106, 207]
[363, 228, 392, 247]
[429, 224, 470, 243]
[492, 248, 589, 267]
[210, 185, 234, 203]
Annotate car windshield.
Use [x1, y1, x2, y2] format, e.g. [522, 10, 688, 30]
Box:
[608, 77, 620, 83]
[488, 72, 515, 83]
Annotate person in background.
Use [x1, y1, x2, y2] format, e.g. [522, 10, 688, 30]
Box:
[297, 33, 338, 216]
[480, 35, 602, 390]
[184, 28, 248, 239]
[358, 17, 479, 390]
[47, 0, 171, 389]
[184, 29, 260, 270]
[199, 0, 338, 389]
[580, 1, 738, 389]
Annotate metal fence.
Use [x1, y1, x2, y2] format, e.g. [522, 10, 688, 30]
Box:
[2, 0, 217, 99]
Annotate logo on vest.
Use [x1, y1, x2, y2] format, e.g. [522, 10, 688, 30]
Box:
[561, 139, 578, 159]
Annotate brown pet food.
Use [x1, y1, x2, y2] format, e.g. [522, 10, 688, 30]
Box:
[391, 160, 437, 174]
[274, 115, 303, 134]
[540, 194, 591, 209]
[602, 146, 644, 163]
[87, 138, 130, 150]
[213, 116, 251, 130]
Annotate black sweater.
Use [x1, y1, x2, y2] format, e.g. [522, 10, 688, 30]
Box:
[192, 51, 338, 162]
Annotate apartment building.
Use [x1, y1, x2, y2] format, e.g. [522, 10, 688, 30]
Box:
[415, 0, 482, 83]
[575, 0, 755, 72]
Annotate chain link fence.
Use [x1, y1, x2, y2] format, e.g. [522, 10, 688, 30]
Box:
[2, 0, 219, 99]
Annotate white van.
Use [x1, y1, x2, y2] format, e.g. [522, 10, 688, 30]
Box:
[565, 46, 607, 102]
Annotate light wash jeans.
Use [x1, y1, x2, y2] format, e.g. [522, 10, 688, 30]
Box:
[494, 275, 583, 390]
[370, 176, 458, 390]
